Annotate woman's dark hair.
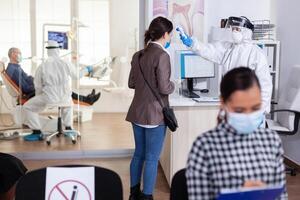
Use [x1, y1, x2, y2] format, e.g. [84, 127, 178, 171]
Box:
[220, 67, 261, 102]
[144, 16, 173, 46]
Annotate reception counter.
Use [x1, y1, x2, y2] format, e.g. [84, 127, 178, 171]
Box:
[160, 96, 220, 185]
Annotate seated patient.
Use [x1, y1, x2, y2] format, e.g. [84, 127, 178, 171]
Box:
[5, 47, 100, 105]
[0, 153, 27, 200]
[186, 67, 287, 200]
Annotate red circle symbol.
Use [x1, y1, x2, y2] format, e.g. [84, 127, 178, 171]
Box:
[48, 179, 92, 200]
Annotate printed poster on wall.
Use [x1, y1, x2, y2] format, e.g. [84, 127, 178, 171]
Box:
[152, 0, 204, 42]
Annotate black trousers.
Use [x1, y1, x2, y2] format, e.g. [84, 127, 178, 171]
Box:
[24, 91, 88, 104]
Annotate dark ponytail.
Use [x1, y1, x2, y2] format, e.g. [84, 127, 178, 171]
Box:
[144, 16, 173, 47]
[220, 67, 261, 102]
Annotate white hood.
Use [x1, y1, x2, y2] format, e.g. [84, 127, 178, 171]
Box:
[47, 48, 60, 58]
[240, 27, 253, 43]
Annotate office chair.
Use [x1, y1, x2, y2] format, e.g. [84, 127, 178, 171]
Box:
[170, 168, 188, 200]
[266, 65, 300, 176]
[266, 65, 300, 135]
[45, 103, 81, 145]
[15, 165, 123, 200]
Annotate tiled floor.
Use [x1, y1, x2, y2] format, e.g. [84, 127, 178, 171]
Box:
[0, 113, 134, 153]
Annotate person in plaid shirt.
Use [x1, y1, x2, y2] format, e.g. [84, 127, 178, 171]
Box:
[186, 67, 287, 200]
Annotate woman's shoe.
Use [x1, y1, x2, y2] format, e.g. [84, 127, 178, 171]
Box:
[128, 183, 141, 200]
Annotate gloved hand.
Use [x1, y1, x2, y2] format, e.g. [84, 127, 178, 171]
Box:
[85, 66, 93, 73]
[180, 34, 193, 48]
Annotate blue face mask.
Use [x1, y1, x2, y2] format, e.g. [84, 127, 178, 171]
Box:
[164, 41, 170, 49]
[17, 54, 22, 63]
[227, 110, 264, 134]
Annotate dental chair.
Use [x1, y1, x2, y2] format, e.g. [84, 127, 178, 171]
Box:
[0, 62, 28, 105]
[266, 65, 300, 176]
[0, 62, 31, 139]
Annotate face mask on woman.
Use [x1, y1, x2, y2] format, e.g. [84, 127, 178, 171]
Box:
[226, 110, 264, 134]
[164, 41, 171, 49]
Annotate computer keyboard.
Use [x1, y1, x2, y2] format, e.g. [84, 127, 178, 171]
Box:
[192, 97, 220, 102]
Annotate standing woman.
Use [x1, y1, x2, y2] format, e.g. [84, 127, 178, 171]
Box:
[126, 17, 175, 200]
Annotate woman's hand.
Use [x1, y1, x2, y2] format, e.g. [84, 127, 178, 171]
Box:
[243, 180, 266, 188]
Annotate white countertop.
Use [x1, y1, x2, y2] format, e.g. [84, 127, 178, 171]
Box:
[169, 95, 220, 107]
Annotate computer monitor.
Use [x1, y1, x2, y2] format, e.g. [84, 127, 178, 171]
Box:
[178, 51, 215, 98]
[48, 31, 68, 50]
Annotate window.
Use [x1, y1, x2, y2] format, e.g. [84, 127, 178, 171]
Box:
[79, 0, 110, 86]
[36, 0, 71, 61]
[0, 0, 31, 74]
[0, 0, 111, 86]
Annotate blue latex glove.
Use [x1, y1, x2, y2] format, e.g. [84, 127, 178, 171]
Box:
[180, 34, 193, 47]
[86, 66, 93, 73]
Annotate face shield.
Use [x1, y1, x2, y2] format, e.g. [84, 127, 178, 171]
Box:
[225, 16, 254, 32]
[225, 17, 254, 44]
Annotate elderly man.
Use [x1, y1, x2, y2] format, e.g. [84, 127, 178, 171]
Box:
[6, 47, 100, 104]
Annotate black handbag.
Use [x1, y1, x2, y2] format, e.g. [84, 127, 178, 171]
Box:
[138, 53, 178, 132]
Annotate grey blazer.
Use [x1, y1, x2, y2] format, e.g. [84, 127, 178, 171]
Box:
[126, 43, 175, 125]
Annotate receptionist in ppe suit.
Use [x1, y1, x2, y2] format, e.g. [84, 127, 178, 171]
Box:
[22, 40, 87, 141]
[179, 16, 272, 113]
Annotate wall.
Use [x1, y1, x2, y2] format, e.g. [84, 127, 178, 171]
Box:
[1, 0, 274, 114]
[203, 0, 272, 42]
[84, 0, 139, 113]
[275, 0, 300, 164]
[0, 0, 139, 114]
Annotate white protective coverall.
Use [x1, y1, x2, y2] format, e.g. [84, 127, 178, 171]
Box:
[192, 28, 272, 112]
[22, 48, 79, 130]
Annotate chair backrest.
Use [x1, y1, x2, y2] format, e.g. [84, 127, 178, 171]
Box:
[0, 62, 22, 98]
[277, 65, 300, 130]
[15, 165, 123, 200]
[170, 168, 188, 200]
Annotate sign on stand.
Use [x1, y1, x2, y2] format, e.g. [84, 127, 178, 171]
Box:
[45, 167, 95, 200]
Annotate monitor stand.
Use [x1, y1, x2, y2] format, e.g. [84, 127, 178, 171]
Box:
[182, 78, 200, 98]
[183, 90, 200, 98]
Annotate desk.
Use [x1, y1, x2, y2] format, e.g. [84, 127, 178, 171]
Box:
[160, 96, 220, 185]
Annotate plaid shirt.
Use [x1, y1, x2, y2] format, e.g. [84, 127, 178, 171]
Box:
[186, 121, 287, 200]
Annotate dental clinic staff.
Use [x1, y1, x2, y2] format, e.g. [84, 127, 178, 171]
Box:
[179, 16, 272, 113]
[22, 40, 93, 141]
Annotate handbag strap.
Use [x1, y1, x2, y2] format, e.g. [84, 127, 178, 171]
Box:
[138, 52, 166, 109]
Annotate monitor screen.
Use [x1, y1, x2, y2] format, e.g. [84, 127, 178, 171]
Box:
[180, 52, 215, 78]
[48, 31, 68, 50]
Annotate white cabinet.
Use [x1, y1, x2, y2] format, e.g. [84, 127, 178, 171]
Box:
[254, 41, 281, 107]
